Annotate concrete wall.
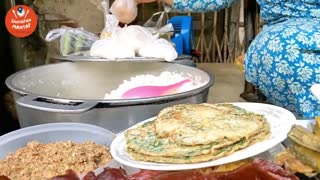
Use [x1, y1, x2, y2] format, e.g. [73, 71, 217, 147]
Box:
[34, 0, 105, 33]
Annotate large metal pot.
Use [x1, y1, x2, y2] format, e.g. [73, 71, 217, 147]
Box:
[6, 61, 214, 133]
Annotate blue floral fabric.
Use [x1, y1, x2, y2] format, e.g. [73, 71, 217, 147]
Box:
[172, 0, 235, 13]
[245, 18, 320, 118]
[172, 0, 320, 118]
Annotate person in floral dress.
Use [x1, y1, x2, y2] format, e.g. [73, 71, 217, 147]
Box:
[134, 0, 320, 118]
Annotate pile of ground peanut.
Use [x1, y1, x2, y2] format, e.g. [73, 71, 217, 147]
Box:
[0, 141, 112, 180]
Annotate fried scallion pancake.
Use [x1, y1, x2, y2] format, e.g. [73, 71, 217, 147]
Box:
[126, 120, 269, 158]
[126, 121, 241, 157]
[127, 128, 270, 164]
[154, 104, 266, 145]
[125, 103, 271, 164]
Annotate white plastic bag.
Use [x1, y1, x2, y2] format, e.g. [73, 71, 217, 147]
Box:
[110, 0, 137, 24]
[138, 38, 178, 61]
[114, 25, 157, 53]
[45, 26, 99, 56]
[90, 38, 135, 60]
[100, 0, 119, 39]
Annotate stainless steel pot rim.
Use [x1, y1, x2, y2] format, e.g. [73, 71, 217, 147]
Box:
[5, 62, 214, 105]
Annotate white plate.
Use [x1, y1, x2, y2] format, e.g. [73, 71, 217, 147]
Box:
[111, 102, 296, 171]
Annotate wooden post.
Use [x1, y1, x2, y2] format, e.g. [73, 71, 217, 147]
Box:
[229, 0, 241, 62]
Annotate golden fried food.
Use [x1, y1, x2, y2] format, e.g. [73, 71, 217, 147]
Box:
[274, 150, 317, 177]
[288, 125, 320, 152]
[126, 103, 270, 164]
[155, 104, 265, 145]
[288, 140, 320, 173]
[314, 117, 320, 137]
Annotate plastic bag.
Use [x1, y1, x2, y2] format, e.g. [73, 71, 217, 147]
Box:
[114, 25, 157, 53]
[138, 38, 178, 61]
[90, 38, 135, 60]
[100, 0, 119, 39]
[143, 12, 174, 35]
[45, 26, 99, 56]
[143, 12, 168, 30]
[110, 0, 137, 24]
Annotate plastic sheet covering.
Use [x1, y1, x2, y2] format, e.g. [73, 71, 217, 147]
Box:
[45, 26, 99, 56]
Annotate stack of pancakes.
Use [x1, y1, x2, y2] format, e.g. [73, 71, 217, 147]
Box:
[125, 103, 270, 164]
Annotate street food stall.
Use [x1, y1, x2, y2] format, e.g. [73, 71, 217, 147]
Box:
[1, 0, 319, 179]
[0, 102, 319, 179]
